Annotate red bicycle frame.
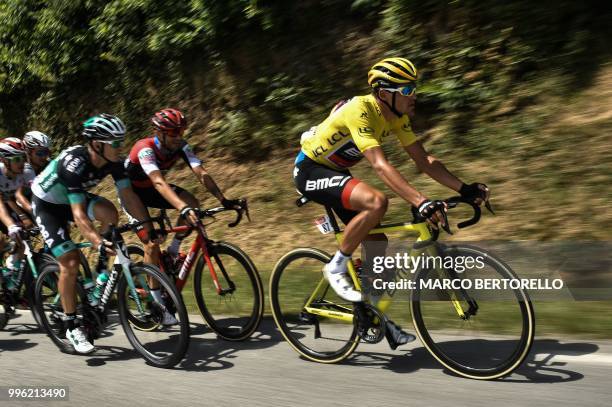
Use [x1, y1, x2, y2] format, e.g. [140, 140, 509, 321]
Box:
[147, 206, 246, 295]
[168, 224, 223, 293]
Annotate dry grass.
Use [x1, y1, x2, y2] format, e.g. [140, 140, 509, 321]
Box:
[79, 65, 612, 271]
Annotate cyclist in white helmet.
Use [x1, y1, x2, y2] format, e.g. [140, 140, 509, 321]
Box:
[0, 138, 36, 285]
[17, 130, 51, 214]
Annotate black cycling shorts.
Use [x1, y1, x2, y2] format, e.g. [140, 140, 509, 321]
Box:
[293, 155, 361, 225]
[32, 194, 102, 258]
[131, 184, 187, 210]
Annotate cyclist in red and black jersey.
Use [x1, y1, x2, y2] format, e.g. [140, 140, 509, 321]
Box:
[124, 108, 242, 301]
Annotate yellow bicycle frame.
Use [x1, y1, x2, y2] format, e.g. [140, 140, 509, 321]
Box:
[302, 221, 447, 323]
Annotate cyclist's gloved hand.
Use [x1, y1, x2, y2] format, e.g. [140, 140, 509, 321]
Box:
[98, 238, 116, 256]
[460, 182, 490, 204]
[417, 199, 447, 228]
[180, 206, 199, 227]
[8, 224, 22, 241]
[221, 198, 242, 210]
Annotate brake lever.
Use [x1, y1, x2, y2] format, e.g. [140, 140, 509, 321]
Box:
[485, 200, 495, 215]
[243, 200, 251, 222]
[228, 210, 242, 228]
[440, 210, 453, 235]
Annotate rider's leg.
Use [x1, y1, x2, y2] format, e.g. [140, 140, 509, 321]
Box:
[57, 249, 95, 353]
[361, 233, 388, 307]
[57, 250, 81, 318]
[323, 183, 388, 302]
[168, 189, 199, 257]
[342, 183, 388, 252]
[357, 219, 415, 349]
[326, 182, 388, 272]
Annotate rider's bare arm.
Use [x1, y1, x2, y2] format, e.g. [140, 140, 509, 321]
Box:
[362, 146, 427, 206]
[192, 165, 225, 202]
[404, 142, 463, 192]
[148, 169, 190, 210]
[70, 201, 103, 248]
[6, 198, 32, 228]
[0, 199, 16, 228]
[15, 187, 32, 214]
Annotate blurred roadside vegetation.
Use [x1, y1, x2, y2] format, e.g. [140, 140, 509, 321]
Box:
[1, 0, 610, 243]
[2, 1, 610, 336]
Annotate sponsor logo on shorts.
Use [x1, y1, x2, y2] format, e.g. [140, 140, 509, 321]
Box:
[305, 175, 351, 191]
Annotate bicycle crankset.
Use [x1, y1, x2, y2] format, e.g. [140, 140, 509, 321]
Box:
[354, 303, 387, 344]
[82, 308, 106, 343]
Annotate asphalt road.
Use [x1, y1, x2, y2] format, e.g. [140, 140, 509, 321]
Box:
[1, 311, 611, 407]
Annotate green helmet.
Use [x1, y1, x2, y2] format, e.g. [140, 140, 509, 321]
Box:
[82, 113, 126, 141]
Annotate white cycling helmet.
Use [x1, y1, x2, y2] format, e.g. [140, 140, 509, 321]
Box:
[0, 137, 26, 158]
[23, 131, 51, 149]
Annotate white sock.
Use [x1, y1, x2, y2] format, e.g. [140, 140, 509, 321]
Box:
[167, 238, 181, 257]
[328, 250, 351, 274]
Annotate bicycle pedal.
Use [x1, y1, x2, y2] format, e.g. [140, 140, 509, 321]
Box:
[298, 311, 317, 324]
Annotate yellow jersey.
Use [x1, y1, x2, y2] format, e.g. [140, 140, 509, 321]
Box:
[300, 94, 417, 170]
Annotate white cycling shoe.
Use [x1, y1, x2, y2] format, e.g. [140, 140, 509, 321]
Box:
[161, 310, 179, 326]
[66, 327, 95, 354]
[323, 265, 363, 303]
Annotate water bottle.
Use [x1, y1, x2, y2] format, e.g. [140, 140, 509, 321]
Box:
[82, 277, 95, 305]
[90, 272, 109, 306]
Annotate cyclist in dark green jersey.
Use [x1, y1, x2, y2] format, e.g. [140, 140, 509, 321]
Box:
[31, 114, 149, 354]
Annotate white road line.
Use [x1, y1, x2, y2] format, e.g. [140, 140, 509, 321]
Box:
[534, 353, 612, 365]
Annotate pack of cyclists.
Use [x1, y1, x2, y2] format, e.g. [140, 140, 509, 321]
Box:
[0, 57, 489, 356]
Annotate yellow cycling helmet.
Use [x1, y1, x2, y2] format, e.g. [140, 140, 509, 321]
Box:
[368, 57, 417, 89]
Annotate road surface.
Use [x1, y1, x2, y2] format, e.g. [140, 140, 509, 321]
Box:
[1, 311, 610, 406]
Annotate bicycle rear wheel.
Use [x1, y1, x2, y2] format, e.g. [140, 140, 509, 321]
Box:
[411, 244, 535, 380]
[117, 263, 190, 368]
[270, 248, 359, 363]
[194, 242, 264, 341]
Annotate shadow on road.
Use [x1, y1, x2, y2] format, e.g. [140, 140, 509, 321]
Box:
[510, 339, 597, 383]
[343, 338, 596, 383]
[175, 316, 284, 372]
[0, 338, 38, 353]
[84, 345, 142, 366]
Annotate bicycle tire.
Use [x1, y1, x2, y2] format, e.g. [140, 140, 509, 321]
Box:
[22, 262, 43, 329]
[34, 261, 89, 354]
[117, 262, 190, 368]
[123, 245, 161, 331]
[30, 250, 94, 332]
[411, 244, 535, 380]
[270, 248, 359, 363]
[193, 241, 264, 341]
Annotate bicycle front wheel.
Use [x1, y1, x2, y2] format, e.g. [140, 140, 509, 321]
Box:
[117, 263, 190, 368]
[270, 248, 359, 363]
[411, 244, 535, 380]
[194, 242, 264, 341]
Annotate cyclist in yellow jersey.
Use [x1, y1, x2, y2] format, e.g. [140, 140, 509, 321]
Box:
[294, 57, 490, 348]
